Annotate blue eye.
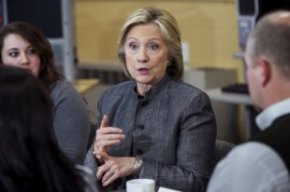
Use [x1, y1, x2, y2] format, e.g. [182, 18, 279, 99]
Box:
[149, 44, 160, 51]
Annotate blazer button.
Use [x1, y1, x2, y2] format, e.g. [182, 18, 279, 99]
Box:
[136, 149, 143, 155]
[138, 124, 144, 130]
[141, 100, 148, 106]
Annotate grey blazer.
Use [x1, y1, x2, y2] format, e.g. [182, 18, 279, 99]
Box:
[85, 76, 217, 192]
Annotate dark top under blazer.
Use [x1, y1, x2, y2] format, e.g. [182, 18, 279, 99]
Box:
[86, 76, 217, 192]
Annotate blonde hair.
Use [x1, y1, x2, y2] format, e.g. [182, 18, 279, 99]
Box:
[117, 7, 183, 80]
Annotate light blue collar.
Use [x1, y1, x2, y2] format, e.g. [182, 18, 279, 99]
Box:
[256, 98, 290, 130]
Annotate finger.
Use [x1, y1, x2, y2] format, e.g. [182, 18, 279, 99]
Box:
[96, 131, 125, 142]
[103, 171, 118, 187]
[102, 167, 115, 184]
[100, 115, 109, 129]
[96, 115, 110, 152]
[99, 150, 110, 161]
[96, 135, 124, 145]
[101, 164, 119, 187]
[93, 148, 109, 160]
[95, 115, 109, 146]
[94, 115, 125, 155]
[94, 132, 125, 154]
[93, 148, 104, 161]
[95, 115, 109, 154]
[94, 139, 122, 155]
[96, 164, 109, 180]
[97, 127, 123, 134]
[96, 154, 102, 161]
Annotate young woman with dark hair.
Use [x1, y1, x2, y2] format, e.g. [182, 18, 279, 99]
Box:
[0, 22, 90, 164]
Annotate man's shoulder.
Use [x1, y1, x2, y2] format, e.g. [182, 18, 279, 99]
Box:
[218, 141, 290, 186]
[225, 142, 283, 166]
[208, 142, 290, 192]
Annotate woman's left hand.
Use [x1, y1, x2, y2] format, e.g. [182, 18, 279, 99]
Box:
[96, 152, 136, 187]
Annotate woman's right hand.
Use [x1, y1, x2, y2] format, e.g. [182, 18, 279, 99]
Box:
[93, 115, 125, 162]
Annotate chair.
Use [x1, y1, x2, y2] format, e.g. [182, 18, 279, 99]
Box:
[214, 140, 235, 165]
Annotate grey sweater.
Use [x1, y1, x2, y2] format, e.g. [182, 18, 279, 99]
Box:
[50, 80, 90, 164]
[85, 76, 217, 192]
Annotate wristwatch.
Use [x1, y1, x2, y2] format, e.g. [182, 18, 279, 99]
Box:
[133, 156, 143, 172]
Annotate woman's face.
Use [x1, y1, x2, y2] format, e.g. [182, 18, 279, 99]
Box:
[1, 34, 41, 77]
[124, 23, 169, 86]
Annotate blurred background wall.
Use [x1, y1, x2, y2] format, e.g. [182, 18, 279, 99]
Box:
[75, 0, 244, 82]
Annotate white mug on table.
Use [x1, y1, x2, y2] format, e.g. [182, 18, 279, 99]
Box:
[126, 178, 155, 192]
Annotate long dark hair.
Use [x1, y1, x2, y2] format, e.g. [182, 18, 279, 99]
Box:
[0, 66, 85, 192]
[0, 21, 62, 91]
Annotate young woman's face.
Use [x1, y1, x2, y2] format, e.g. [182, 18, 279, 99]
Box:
[124, 23, 169, 86]
[1, 34, 41, 77]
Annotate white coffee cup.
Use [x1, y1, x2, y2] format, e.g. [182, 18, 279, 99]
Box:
[126, 178, 155, 192]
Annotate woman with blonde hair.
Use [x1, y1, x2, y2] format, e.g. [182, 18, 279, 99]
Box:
[86, 7, 217, 191]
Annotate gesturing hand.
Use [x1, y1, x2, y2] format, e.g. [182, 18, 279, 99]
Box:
[96, 152, 136, 187]
[93, 115, 125, 162]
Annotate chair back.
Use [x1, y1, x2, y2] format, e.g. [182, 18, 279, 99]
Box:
[214, 140, 235, 165]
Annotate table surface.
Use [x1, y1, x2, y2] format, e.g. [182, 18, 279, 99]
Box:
[74, 78, 100, 94]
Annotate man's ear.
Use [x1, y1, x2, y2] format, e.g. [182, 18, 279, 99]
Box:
[256, 56, 271, 87]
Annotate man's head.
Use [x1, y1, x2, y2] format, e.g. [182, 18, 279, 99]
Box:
[245, 10, 290, 108]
